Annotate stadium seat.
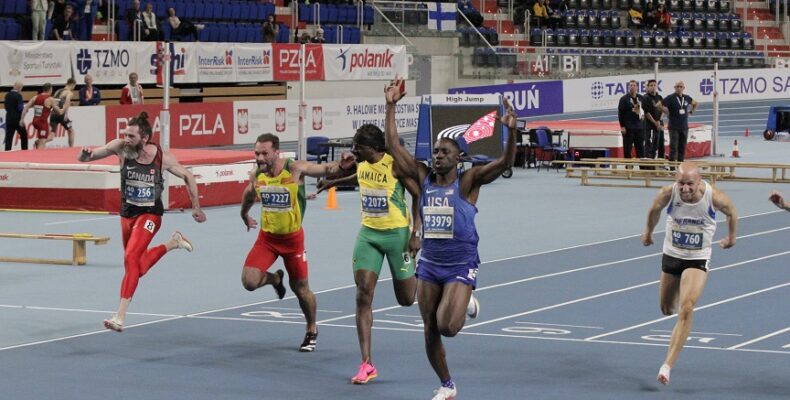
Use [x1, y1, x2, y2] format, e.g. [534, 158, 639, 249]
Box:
[692, 31, 704, 48]
[602, 29, 614, 47]
[580, 29, 591, 47]
[564, 10, 576, 29]
[610, 10, 620, 29]
[555, 28, 568, 46]
[567, 29, 579, 47]
[591, 29, 602, 47]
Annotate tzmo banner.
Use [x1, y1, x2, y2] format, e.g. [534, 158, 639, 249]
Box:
[562, 68, 790, 113]
[0, 41, 72, 86]
[322, 44, 409, 81]
[70, 41, 155, 85]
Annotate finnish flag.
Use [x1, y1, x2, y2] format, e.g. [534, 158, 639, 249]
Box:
[427, 2, 457, 31]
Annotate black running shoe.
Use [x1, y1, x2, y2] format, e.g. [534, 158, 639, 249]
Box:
[273, 269, 286, 300]
[299, 331, 318, 352]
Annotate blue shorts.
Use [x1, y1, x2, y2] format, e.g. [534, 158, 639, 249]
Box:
[416, 259, 478, 289]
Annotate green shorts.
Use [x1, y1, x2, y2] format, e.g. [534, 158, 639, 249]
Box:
[353, 226, 415, 281]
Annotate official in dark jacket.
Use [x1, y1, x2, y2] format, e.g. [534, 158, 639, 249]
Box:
[617, 80, 645, 159]
[4, 81, 27, 151]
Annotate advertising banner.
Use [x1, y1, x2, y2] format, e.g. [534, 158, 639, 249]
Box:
[449, 81, 564, 117]
[562, 68, 790, 112]
[234, 43, 274, 82]
[104, 102, 233, 148]
[70, 41, 156, 85]
[195, 42, 236, 83]
[322, 44, 409, 81]
[272, 44, 324, 81]
[0, 41, 72, 86]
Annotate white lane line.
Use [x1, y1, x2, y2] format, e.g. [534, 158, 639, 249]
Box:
[586, 282, 790, 341]
[0, 304, 178, 317]
[649, 329, 743, 336]
[0, 316, 184, 352]
[468, 250, 790, 330]
[44, 216, 118, 226]
[483, 210, 786, 265]
[515, 321, 604, 329]
[317, 304, 405, 324]
[728, 327, 790, 350]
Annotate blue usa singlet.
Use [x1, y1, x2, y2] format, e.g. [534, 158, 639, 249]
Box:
[419, 172, 479, 266]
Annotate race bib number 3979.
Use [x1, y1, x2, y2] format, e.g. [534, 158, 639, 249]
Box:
[423, 206, 454, 239]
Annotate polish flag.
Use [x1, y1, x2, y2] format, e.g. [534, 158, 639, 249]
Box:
[463, 110, 497, 144]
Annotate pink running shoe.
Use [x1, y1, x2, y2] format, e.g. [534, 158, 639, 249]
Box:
[351, 361, 378, 384]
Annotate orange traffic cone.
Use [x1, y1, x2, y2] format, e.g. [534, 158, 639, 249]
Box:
[731, 139, 740, 158]
[745, 128, 750, 137]
[324, 187, 338, 210]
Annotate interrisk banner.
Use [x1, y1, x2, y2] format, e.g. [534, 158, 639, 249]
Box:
[322, 44, 409, 81]
[0, 41, 72, 86]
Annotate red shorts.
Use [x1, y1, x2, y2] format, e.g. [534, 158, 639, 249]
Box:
[32, 118, 49, 138]
[244, 228, 308, 281]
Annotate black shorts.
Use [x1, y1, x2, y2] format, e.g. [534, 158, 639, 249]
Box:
[50, 114, 72, 130]
[662, 254, 709, 276]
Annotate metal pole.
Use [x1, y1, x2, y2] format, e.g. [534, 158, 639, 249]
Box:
[712, 61, 721, 157]
[298, 44, 307, 162]
[160, 44, 171, 208]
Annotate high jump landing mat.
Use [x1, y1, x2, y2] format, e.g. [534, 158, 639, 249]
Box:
[0, 148, 254, 213]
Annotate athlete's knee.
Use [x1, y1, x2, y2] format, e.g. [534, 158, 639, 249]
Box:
[438, 320, 463, 337]
[395, 293, 415, 307]
[355, 283, 375, 306]
[678, 300, 696, 320]
[241, 278, 258, 292]
[290, 280, 312, 298]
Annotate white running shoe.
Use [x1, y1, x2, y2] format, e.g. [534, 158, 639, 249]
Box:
[432, 386, 457, 400]
[171, 231, 193, 252]
[657, 363, 671, 385]
[103, 316, 123, 332]
[466, 293, 480, 319]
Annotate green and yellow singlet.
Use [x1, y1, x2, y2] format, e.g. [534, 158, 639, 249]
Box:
[357, 153, 409, 230]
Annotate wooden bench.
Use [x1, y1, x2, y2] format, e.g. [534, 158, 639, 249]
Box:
[0, 233, 110, 266]
[572, 167, 731, 188]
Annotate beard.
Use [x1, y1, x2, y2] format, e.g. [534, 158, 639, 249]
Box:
[122, 142, 143, 160]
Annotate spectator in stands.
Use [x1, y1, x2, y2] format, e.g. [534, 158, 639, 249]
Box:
[125, 0, 143, 40]
[31, 0, 49, 40]
[548, 0, 565, 29]
[262, 14, 279, 43]
[618, 80, 645, 159]
[77, 0, 99, 40]
[141, 2, 159, 41]
[628, 5, 644, 28]
[644, 2, 657, 29]
[298, 31, 312, 44]
[79, 74, 101, 106]
[533, 0, 549, 28]
[4, 81, 27, 151]
[120, 72, 144, 105]
[311, 28, 325, 43]
[458, 0, 484, 27]
[167, 7, 198, 41]
[656, 4, 671, 30]
[97, 0, 119, 22]
[51, 5, 75, 40]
